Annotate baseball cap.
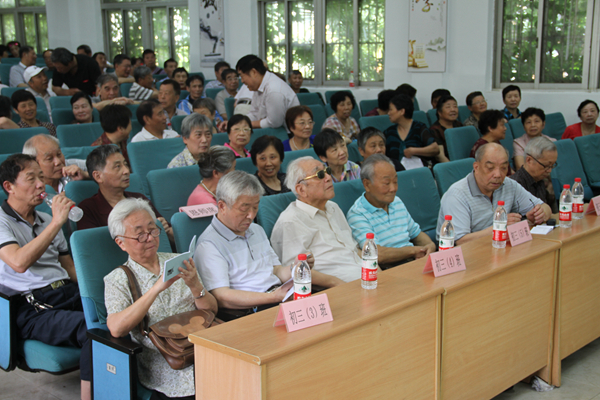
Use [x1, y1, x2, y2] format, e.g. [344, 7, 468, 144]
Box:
[23, 66, 47, 83]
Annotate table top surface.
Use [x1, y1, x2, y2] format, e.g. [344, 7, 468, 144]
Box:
[533, 213, 600, 244]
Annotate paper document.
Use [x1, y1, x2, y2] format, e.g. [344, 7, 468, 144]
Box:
[163, 236, 197, 282]
[400, 156, 424, 170]
[282, 278, 294, 302]
[530, 225, 554, 235]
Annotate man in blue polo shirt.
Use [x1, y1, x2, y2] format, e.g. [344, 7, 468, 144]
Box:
[347, 154, 436, 268]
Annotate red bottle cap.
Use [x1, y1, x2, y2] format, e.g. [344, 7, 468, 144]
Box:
[366, 233, 374, 239]
[498, 201, 505, 206]
[575, 178, 581, 182]
[298, 254, 307, 261]
[444, 215, 452, 220]
[564, 184, 570, 189]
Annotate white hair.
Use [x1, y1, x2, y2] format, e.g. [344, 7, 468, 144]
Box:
[215, 170, 264, 206]
[22, 134, 59, 158]
[524, 136, 557, 159]
[284, 156, 319, 197]
[108, 198, 157, 239]
[360, 153, 394, 183]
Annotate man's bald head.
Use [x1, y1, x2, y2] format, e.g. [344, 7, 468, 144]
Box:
[474, 142, 509, 163]
[22, 134, 60, 158]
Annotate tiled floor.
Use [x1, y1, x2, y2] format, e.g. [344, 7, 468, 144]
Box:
[2, 337, 600, 399]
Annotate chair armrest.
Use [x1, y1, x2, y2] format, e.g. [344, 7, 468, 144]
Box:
[0, 283, 21, 300]
[87, 329, 143, 356]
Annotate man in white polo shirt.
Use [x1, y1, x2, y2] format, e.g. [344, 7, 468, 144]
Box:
[131, 99, 179, 142]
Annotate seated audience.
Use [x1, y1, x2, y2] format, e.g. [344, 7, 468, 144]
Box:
[163, 58, 177, 79]
[172, 67, 189, 91]
[22, 134, 88, 192]
[51, 47, 101, 96]
[24, 65, 55, 117]
[502, 84, 522, 120]
[92, 74, 134, 111]
[0, 95, 19, 129]
[224, 114, 251, 158]
[92, 104, 132, 165]
[562, 100, 600, 139]
[204, 61, 230, 94]
[70, 92, 94, 124]
[12, 90, 56, 136]
[237, 54, 299, 129]
[365, 89, 395, 117]
[510, 137, 558, 213]
[283, 105, 315, 151]
[7, 40, 20, 58]
[168, 114, 213, 168]
[322, 90, 360, 143]
[513, 107, 556, 170]
[357, 127, 404, 171]
[9, 45, 36, 87]
[250, 135, 290, 196]
[0, 154, 91, 400]
[428, 95, 462, 162]
[271, 157, 362, 283]
[178, 75, 204, 115]
[215, 68, 239, 119]
[463, 91, 487, 132]
[93, 52, 108, 73]
[470, 110, 508, 158]
[430, 88, 450, 109]
[288, 69, 308, 94]
[314, 128, 360, 182]
[142, 49, 164, 75]
[129, 66, 158, 101]
[384, 94, 439, 168]
[158, 79, 186, 129]
[187, 145, 236, 206]
[347, 154, 435, 268]
[436, 143, 550, 244]
[77, 45, 92, 57]
[105, 198, 216, 399]
[192, 97, 223, 132]
[131, 99, 179, 142]
[112, 54, 134, 84]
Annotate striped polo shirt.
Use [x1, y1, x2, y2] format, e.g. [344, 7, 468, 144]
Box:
[347, 193, 421, 249]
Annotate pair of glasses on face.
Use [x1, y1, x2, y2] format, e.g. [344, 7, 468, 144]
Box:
[298, 167, 332, 184]
[118, 227, 161, 243]
[231, 128, 252, 134]
[526, 154, 557, 171]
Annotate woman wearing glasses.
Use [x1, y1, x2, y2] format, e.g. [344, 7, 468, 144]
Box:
[224, 114, 252, 158]
[105, 198, 217, 400]
[250, 135, 291, 196]
[283, 106, 315, 151]
[463, 91, 488, 133]
[513, 108, 556, 171]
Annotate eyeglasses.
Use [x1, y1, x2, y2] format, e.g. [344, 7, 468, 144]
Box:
[231, 128, 252, 134]
[117, 227, 161, 243]
[296, 120, 314, 127]
[527, 154, 557, 171]
[472, 99, 487, 106]
[298, 167, 332, 184]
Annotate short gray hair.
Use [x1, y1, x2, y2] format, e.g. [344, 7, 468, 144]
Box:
[96, 74, 118, 87]
[107, 197, 157, 239]
[524, 136, 557, 159]
[215, 170, 264, 206]
[134, 66, 152, 83]
[197, 145, 236, 179]
[474, 142, 509, 162]
[23, 134, 59, 158]
[284, 156, 319, 197]
[192, 97, 216, 114]
[181, 113, 213, 139]
[360, 153, 394, 183]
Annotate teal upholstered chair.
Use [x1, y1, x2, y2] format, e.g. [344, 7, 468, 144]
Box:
[1, 86, 24, 98]
[297, 92, 324, 106]
[413, 110, 430, 128]
[543, 112, 567, 141]
[458, 105, 471, 123]
[359, 99, 378, 116]
[179, 90, 190, 101]
[358, 115, 393, 132]
[224, 97, 235, 120]
[499, 123, 515, 169]
[48, 96, 73, 110]
[236, 157, 258, 174]
[126, 104, 139, 118]
[120, 83, 133, 98]
[574, 134, 600, 191]
[211, 132, 229, 146]
[396, 168, 441, 241]
[256, 191, 297, 238]
[414, 98, 420, 111]
[171, 115, 187, 135]
[347, 142, 363, 164]
[65, 174, 144, 207]
[56, 122, 104, 148]
[427, 109, 437, 125]
[0, 126, 50, 154]
[307, 104, 327, 136]
[62, 145, 98, 161]
[52, 108, 100, 127]
[248, 127, 288, 148]
[508, 119, 525, 139]
[281, 148, 320, 173]
[206, 88, 224, 100]
[331, 179, 364, 216]
[0, 64, 12, 85]
[552, 139, 593, 201]
[171, 212, 213, 253]
[445, 126, 480, 161]
[147, 165, 198, 222]
[433, 158, 475, 198]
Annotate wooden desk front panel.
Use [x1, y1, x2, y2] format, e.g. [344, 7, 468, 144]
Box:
[440, 250, 557, 400]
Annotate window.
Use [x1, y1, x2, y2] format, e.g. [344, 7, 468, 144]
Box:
[495, 0, 600, 89]
[0, 0, 47, 54]
[260, 0, 385, 85]
[101, 0, 189, 70]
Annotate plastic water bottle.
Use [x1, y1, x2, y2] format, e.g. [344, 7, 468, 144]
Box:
[559, 184, 573, 228]
[361, 233, 378, 289]
[492, 201, 508, 249]
[40, 192, 84, 222]
[572, 178, 584, 220]
[349, 70, 355, 88]
[439, 215, 455, 251]
[293, 254, 311, 300]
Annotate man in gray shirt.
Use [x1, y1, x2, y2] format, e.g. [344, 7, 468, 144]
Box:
[9, 45, 36, 87]
[436, 143, 551, 244]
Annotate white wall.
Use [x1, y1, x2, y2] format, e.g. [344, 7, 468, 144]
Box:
[47, 0, 103, 54]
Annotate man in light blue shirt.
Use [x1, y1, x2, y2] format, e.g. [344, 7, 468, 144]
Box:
[347, 154, 435, 268]
[436, 143, 551, 244]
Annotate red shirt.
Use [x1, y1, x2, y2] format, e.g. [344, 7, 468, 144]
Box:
[91, 133, 130, 168]
[561, 123, 600, 140]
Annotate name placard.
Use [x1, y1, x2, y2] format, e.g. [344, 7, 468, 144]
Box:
[273, 293, 333, 333]
[585, 196, 600, 216]
[179, 204, 218, 219]
[507, 220, 532, 247]
[423, 247, 466, 277]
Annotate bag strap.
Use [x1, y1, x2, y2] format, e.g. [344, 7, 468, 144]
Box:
[118, 265, 150, 337]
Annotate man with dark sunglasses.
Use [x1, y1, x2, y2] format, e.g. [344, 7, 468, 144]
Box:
[271, 157, 363, 284]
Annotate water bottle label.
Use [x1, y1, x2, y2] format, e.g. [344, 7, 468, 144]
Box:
[492, 222, 507, 241]
[573, 202, 584, 213]
[294, 283, 311, 300]
[439, 238, 454, 251]
[559, 203, 572, 221]
[361, 259, 378, 282]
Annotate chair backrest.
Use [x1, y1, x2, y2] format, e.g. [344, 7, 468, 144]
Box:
[125, 103, 139, 118]
[1, 86, 24, 98]
[396, 167, 441, 240]
[331, 179, 365, 216]
[206, 88, 224, 100]
[499, 123, 515, 169]
[211, 132, 229, 146]
[414, 97, 420, 111]
[297, 92, 324, 106]
[427, 109, 438, 125]
[445, 126, 480, 161]
[120, 82, 133, 98]
[189, 72, 205, 81]
[62, 145, 97, 161]
[48, 96, 73, 110]
[508, 118, 525, 139]
[1, 58, 19, 64]
[433, 158, 475, 197]
[171, 212, 213, 253]
[543, 112, 567, 141]
[347, 141, 363, 163]
[56, 122, 104, 148]
[51, 108, 100, 127]
[574, 134, 600, 188]
[458, 105, 472, 123]
[256, 191, 297, 238]
[552, 139, 593, 200]
[147, 165, 198, 222]
[180, 90, 190, 101]
[325, 103, 361, 125]
[324, 91, 336, 104]
[235, 157, 258, 174]
[413, 110, 430, 128]
[65, 180, 99, 206]
[0, 126, 49, 154]
[281, 148, 320, 172]
[171, 115, 187, 135]
[359, 99, 378, 116]
[0, 64, 12, 86]
[358, 115, 393, 132]
[127, 137, 185, 196]
[129, 120, 142, 143]
[248, 127, 288, 148]
[307, 104, 327, 136]
[224, 97, 235, 120]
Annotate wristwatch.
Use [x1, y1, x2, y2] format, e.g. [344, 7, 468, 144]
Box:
[194, 288, 206, 299]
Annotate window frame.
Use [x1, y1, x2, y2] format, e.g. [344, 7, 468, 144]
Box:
[0, 1, 46, 53]
[494, 0, 600, 90]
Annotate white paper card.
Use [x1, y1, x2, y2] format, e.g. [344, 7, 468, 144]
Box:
[530, 225, 554, 235]
[162, 236, 197, 282]
[400, 156, 424, 170]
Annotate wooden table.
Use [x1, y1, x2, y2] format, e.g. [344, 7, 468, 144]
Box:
[189, 271, 444, 399]
[389, 235, 560, 400]
[533, 214, 600, 386]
